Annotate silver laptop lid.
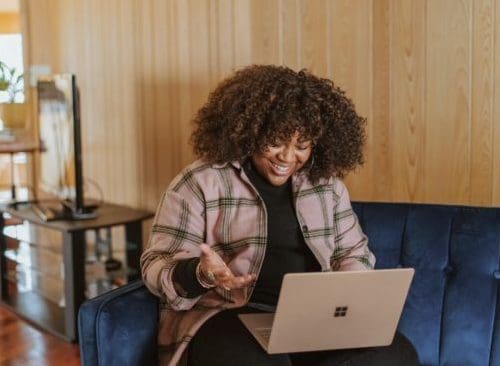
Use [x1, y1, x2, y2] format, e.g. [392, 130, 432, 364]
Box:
[266, 268, 414, 353]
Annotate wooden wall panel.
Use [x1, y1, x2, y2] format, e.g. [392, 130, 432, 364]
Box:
[281, 0, 299, 68]
[370, 0, 391, 200]
[494, 0, 500, 203]
[145, 0, 177, 202]
[425, 0, 472, 203]
[233, 1, 252, 68]
[250, 0, 280, 64]
[328, 0, 373, 199]
[20, 0, 500, 208]
[299, 0, 328, 75]
[390, 0, 426, 203]
[471, 0, 494, 204]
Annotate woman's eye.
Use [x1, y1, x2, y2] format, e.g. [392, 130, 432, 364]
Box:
[297, 144, 311, 151]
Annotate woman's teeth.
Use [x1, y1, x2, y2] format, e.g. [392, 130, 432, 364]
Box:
[272, 163, 290, 173]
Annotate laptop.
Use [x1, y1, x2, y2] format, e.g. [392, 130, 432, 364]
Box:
[238, 268, 414, 354]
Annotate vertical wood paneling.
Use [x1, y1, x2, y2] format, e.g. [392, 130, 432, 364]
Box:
[85, 0, 110, 202]
[118, 0, 140, 205]
[370, 0, 391, 200]
[250, 0, 280, 64]
[208, 0, 220, 84]
[20, 0, 500, 208]
[470, 0, 494, 204]
[298, 0, 328, 75]
[105, 0, 123, 202]
[329, 0, 373, 199]
[188, 0, 212, 114]
[425, 0, 472, 203]
[233, 0, 252, 68]
[80, 0, 95, 196]
[25, 0, 61, 72]
[390, 0, 426, 202]
[176, 0, 195, 170]
[216, 0, 235, 75]
[281, 0, 300, 69]
[146, 1, 167, 200]
[493, 0, 500, 203]
[137, 0, 157, 206]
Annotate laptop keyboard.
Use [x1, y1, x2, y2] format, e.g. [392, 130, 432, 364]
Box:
[255, 327, 272, 344]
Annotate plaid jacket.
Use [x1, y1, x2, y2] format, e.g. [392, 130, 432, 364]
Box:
[140, 159, 375, 365]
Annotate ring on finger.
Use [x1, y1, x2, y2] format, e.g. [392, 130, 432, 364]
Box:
[206, 270, 216, 282]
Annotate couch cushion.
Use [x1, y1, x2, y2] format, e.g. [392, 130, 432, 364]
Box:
[440, 208, 499, 366]
[353, 203, 500, 366]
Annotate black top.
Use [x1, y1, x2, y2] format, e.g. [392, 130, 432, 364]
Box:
[172, 162, 320, 301]
[244, 162, 320, 306]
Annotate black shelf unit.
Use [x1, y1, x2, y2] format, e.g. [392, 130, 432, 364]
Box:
[0, 201, 153, 341]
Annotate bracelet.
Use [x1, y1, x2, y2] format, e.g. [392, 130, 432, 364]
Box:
[196, 262, 216, 289]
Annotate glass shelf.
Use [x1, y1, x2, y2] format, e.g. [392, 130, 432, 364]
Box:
[4, 241, 63, 277]
[6, 264, 64, 306]
[3, 221, 63, 252]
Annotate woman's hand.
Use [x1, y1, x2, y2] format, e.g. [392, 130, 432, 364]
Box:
[198, 244, 256, 290]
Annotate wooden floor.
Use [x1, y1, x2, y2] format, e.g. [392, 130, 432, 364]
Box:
[0, 305, 80, 366]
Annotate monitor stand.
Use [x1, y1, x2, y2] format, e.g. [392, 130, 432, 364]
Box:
[61, 199, 98, 220]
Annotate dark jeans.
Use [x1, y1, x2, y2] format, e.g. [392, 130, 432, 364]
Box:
[188, 308, 419, 366]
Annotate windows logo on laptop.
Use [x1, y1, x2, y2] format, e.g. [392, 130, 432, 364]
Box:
[334, 306, 348, 317]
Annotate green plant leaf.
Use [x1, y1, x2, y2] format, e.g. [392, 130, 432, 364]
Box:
[0, 60, 24, 101]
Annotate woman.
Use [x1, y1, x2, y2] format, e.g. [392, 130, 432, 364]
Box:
[141, 65, 419, 366]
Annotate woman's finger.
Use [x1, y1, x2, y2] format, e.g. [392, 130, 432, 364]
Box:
[199, 243, 211, 256]
[200, 244, 227, 267]
[218, 273, 256, 290]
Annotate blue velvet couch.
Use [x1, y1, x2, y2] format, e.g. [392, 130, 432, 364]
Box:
[78, 202, 500, 366]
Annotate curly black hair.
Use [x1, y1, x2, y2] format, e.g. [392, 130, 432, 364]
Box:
[190, 65, 366, 182]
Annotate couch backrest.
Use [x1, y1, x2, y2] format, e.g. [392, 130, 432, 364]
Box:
[352, 202, 500, 366]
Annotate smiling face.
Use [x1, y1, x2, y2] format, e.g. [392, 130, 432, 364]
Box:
[251, 131, 313, 186]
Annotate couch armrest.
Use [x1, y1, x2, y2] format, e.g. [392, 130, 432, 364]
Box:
[78, 280, 159, 366]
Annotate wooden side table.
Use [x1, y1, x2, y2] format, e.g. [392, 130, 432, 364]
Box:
[0, 201, 153, 341]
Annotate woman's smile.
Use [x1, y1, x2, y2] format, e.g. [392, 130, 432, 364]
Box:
[270, 162, 292, 175]
[251, 132, 312, 186]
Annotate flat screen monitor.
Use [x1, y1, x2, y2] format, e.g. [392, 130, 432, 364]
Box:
[37, 74, 96, 219]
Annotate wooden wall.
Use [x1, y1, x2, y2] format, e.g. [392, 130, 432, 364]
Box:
[21, 0, 500, 208]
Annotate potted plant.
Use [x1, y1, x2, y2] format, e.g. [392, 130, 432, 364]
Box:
[0, 60, 26, 129]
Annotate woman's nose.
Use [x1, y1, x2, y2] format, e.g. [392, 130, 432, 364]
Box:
[277, 146, 294, 162]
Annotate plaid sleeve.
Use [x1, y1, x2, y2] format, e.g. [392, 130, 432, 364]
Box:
[140, 172, 206, 311]
[330, 180, 376, 271]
